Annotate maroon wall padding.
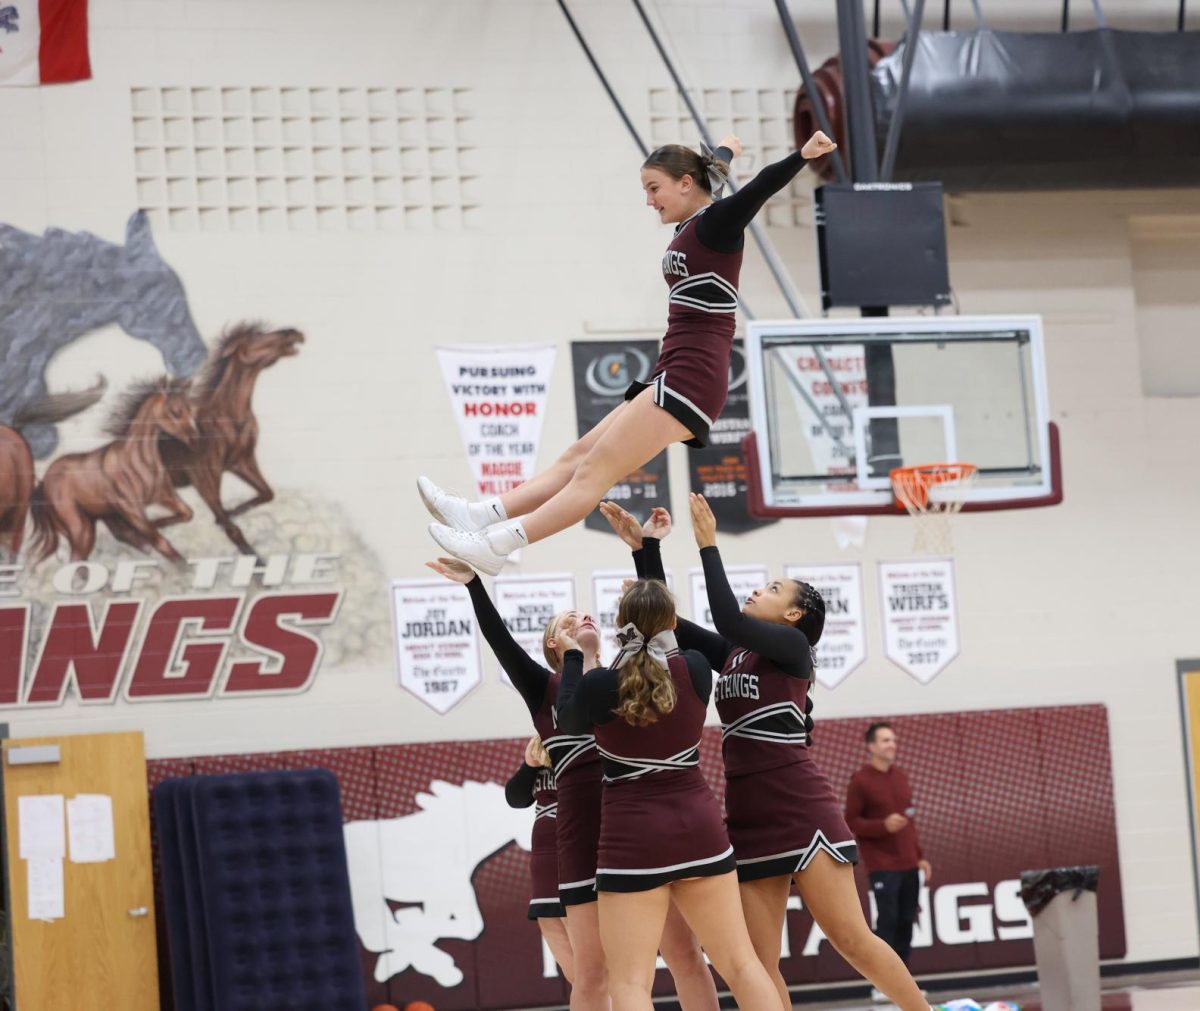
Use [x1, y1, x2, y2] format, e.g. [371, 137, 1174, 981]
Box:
[147, 703, 1124, 1007]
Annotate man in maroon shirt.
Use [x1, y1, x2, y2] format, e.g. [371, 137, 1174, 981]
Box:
[845, 722, 933, 991]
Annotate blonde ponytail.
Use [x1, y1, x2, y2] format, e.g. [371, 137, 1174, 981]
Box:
[614, 651, 677, 726]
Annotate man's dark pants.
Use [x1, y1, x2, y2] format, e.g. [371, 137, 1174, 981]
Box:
[870, 868, 920, 964]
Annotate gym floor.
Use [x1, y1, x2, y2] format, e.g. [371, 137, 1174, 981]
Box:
[800, 966, 1200, 1009]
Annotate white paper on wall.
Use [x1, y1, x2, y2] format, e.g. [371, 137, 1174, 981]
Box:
[67, 794, 116, 863]
[18, 794, 65, 860]
[27, 857, 64, 922]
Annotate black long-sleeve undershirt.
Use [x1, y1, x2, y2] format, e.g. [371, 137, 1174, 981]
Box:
[504, 762, 540, 809]
[694, 151, 808, 254]
[555, 648, 713, 733]
[634, 538, 734, 672]
[466, 576, 548, 718]
[700, 545, 812, 679]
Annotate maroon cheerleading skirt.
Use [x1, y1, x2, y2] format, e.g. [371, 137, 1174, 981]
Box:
[529, 811, 565, 919]
[725, 751, 858, 882]
[556, 774, 603, 905]
[596, 769, 735, 893]
[624, 333, 732, 449]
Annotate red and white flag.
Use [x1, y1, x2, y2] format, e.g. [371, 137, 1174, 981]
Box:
[0, 0, 90, 86]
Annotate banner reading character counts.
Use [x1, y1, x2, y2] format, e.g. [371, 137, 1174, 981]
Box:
[391, 579, 483, 713]
[878, 559, 960, 683]
[436, 346, 556, 498]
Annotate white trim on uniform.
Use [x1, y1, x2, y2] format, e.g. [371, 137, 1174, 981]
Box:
[669, 271, 739, 313]
[598, 845, 735, 877]
[544, 732, 596, 774]
[721, 701, 808, 743]
[598, 743, 701, 783]
[651, 372, 715, 427]
[559, 875, 597, 890]
[735, 830, 856, 871]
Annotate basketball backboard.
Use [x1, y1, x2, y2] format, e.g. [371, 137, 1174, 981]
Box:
[743, 315, 1062, 518]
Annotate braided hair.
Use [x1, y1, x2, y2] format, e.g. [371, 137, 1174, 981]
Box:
[789, 580, 825, 668]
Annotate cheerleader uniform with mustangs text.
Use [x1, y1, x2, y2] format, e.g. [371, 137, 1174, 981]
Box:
[637, 538, 858, 879]
[626, 150, 809, 447]
[505, 760, 565, 919]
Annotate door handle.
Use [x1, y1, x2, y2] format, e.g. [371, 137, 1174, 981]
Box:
[128, 907, 149, 917]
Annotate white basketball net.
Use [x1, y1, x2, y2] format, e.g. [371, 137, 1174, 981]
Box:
[890, 464, 977, 555]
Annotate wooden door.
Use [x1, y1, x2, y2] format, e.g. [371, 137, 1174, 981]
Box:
[3, 731, 159, 1011]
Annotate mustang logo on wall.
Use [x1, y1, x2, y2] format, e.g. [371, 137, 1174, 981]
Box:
[0, 212, 391, 706]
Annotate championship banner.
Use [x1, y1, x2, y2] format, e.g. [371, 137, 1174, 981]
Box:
[687, 564, 768, 634]
[436, 346, 556, 499]
[878, 559, 959, 683]
[570, 341, 670, 532]
[687, 341, 775, 533]
[592, 569, 673, 667]
[391, 579, 482, 714]
[785, 563, 867, 689]
[492, 574, 576, 685]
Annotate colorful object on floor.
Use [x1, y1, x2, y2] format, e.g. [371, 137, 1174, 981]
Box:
[934, 1001, 1021, 1011]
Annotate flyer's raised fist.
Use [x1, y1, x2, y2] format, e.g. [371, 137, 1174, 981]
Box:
[801, 130, 837, 160]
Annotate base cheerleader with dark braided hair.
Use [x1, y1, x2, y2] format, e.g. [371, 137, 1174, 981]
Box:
[420, 130, 839, 576]
[555, 578, 785, 1011]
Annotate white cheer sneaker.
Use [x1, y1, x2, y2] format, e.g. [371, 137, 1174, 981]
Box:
[429, 522, 508, 576]
[418, 476, 511, 533]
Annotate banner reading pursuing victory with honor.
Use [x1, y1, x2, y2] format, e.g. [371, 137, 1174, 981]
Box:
[436, 345, 556, 499]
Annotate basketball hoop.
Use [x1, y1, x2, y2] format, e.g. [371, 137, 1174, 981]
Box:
[890, 463, 977, 554]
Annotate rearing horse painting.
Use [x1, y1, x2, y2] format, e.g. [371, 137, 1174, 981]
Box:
[30, 377, 199, 563]
[0, 211, 207, 458]
[160, 322, 304, 556]
[0, 380, 106, 558]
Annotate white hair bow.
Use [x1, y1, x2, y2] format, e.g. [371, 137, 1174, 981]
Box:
[611, 622, 679, 670]
[699, 141, 729, 197]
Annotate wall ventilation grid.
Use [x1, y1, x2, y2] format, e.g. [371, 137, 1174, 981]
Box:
[648, 87, 810, 227]
[131, 86, 478, 233]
